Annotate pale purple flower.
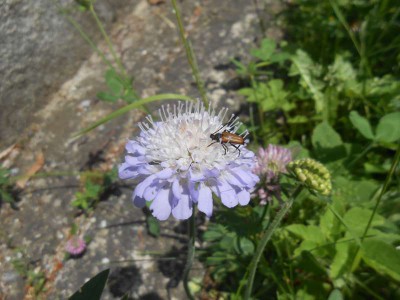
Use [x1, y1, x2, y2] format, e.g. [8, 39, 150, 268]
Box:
[254, 144, 292, 204]
[254, 144, 292, 181]
[65, 236, 86, 256]
[119, 101, 259, 221]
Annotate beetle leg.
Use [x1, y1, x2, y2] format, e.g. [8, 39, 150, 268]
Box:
[222, 144, 228, 155]
[229, 143, 241, 157]
[207, 140, 218, 148]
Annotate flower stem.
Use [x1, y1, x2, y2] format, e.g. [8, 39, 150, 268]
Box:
[349, 143, 400, 272]
[244, 186, 304, 300]
[170, 0, 208, 109]
[183, 210, 196, 300]
[89, 3, 127, 78]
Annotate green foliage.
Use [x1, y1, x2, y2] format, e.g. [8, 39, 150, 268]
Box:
[200, 0, 400, 299]
[71, 169, 117, 212]
[0, 166, 15, 206]
[69, 269, 110, 300]
[97, 69, 139, 104]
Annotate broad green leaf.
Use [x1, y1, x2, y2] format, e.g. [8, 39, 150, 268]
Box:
[362, 239, 400, 281]
[333, 177, 379, 204]
[286, 224, 325, 243]
[330, 239, 353, 278]
[71, 93, 194, 138]
[343, 207, 385, 235]
[328, 289, 343, 300]
[69, 269, 110, 300]
[349, 111, 375, 140]
[312, 122, 343, 148]
[375, 112, 400, 143]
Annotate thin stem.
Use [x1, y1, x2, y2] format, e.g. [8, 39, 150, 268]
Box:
[170, 0, 208, 108]
[349, 143, 400, 272]
[244, 186, 304, 299]
[54, 2, 114, 71]
[183, 209, 196, 300]
[89, 3, 127, 77]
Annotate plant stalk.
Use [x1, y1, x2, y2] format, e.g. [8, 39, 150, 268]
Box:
[170, 0, 208, 108]
[244, 186, 304, 299]
[183, 209, 196, 300]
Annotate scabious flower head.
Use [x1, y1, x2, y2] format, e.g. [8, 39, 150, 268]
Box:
[254, 144, 292, 181]
[65, 236, 86, 256]
[119, 101, 259, 220]
[253, 144, 292, 204]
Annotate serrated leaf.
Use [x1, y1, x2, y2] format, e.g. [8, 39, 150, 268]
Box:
[375, 112, 400, 143]
[69, 269, 110, 300]
[362, 239, 400, 281]
[286, 224, 325, 243]
[343, 207, 385, 235]
[330, 239, 353, 279]
[97, 91, 118, 103]
[349, 111, 375, 140]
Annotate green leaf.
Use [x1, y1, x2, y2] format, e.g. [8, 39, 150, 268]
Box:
[146, 216, 160, 237]
[349, 111, 375, 140]
[69, 269, 110, 300]
[250, 38, 276, 61]
[312, 122, 343, 148]
[375, 112, 400, 143]
[71, 93, 194, 138]
[362, 239, 400, 281]
[330, 239, 353, 279]
[97, 91, 119, 103]
[286, 224, 325, 243]
[328, 289, 343, 300]
[343, 207, 385, 235]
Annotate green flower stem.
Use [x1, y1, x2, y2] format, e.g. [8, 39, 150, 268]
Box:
[170, 0, 208, 109]
[350, 143, 400, 272]
[89, 3, 127, 78]
[63, 13, 115, 71]
[244, 186, 304, 300]
[71, 93, 194, 138]
[183, 208, 196, 300]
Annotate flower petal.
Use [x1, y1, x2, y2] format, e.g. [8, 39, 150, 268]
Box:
[150, 187, 172, 221]
[197, 185, 213, 217]
[132, 193, 146, 208]
[172, 193, 193, 220]
[134, 174, 156, 198]
[237, 189, 251, 206]
[218, 180, 238, 208]
[118, 162, 138, 179]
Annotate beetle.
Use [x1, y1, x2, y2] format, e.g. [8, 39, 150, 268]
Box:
[208, 121, 245, 156]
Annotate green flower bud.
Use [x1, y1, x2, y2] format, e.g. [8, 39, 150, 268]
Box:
[287, 158, 332, 196]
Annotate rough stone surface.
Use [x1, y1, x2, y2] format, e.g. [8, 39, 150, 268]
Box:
[0, 0, 137, 147]
[0, 0, 277, 298]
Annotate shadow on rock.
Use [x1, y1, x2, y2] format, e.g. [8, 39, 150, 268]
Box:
[157, 246, 186, 289]
[107, 265, 142, 297]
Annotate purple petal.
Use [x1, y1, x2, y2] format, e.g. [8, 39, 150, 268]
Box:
[155, 168, 175, 179]
[143, 181, 165, 201]
[237, 189, 250, 206]
[172, 194, 193, 220]
[134, 175, 156, 198]
[132, 193, 146, 208]
[189, 169, 206, 181]
[218, 180, 238, 208]
[197, 185, 213, 217]
[125, 155, 145, 166]
[118, 162, 138, 180]
[172, 179, 181, 199]
[150, 188, 172, 221]
[126, 140, 145, 155]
